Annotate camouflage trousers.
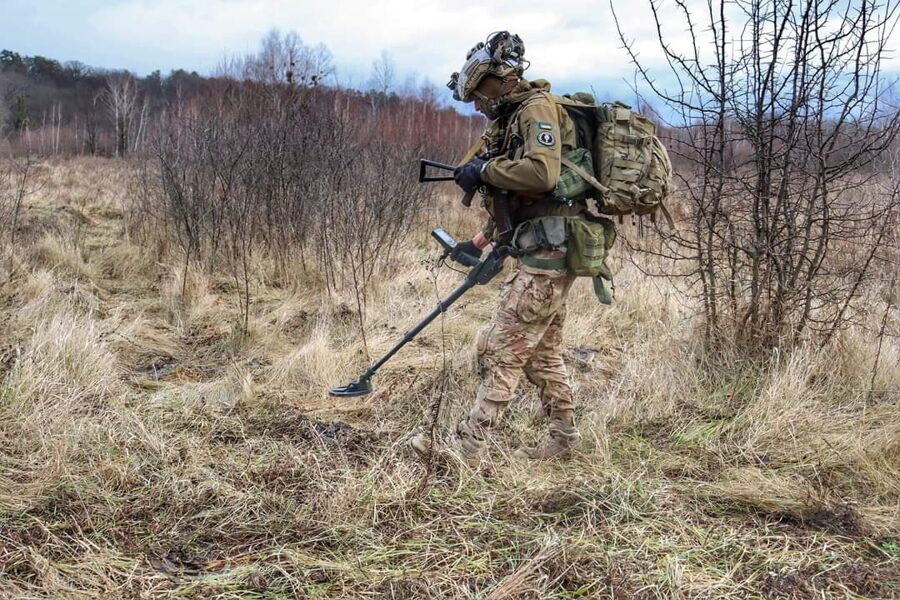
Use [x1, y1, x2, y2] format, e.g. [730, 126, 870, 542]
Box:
[463, 262, 577, 444]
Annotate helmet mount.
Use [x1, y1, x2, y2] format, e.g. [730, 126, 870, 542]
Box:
[447, 31, 529, 104]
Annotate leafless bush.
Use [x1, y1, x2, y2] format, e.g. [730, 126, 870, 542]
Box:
[615, 0, 900, 348]
[0, 153, 37, 274]
[128, 78, 435, 332]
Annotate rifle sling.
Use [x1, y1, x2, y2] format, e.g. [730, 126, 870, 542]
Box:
[458, 139, 485, 167]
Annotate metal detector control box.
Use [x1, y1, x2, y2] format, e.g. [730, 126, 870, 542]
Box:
[431, 228, 480, 268]
[431, 228, 457, 253]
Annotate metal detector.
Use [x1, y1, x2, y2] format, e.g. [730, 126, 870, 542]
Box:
[328, 229, 508, 397]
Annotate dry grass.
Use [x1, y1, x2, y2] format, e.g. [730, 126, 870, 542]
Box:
[0, 157, 898, 599]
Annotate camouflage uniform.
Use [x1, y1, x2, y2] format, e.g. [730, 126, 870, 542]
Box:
[457, 79, 584, 461]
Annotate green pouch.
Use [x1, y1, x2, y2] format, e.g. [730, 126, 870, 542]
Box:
[555, 147, 595, 200]
[593, 276, 613, 305]
[566, 216, 613, 277]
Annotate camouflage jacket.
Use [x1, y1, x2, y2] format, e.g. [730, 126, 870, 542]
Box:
[479, 79, 585, 242]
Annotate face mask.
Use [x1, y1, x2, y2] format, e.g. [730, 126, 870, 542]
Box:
[472, 86, 516, 121]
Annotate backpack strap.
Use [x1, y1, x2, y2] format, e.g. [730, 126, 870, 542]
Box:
[560, 154, 609, 195]
[494, 95, 540, 159]
[657, 201, 676, 229]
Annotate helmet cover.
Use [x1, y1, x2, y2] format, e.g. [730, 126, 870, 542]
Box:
[447, 32, 527, 103]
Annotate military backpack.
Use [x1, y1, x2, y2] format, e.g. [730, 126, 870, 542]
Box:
[550, 92, 674, 227]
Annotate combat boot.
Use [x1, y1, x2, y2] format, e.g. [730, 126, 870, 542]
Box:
[408, 419, 487, 468]
[513, 425, 581, 461]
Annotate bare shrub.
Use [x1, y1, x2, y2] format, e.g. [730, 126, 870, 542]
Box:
[0, 154, 40, 275]
[128, 77, 438, 335]
[615, 0, 900, 348]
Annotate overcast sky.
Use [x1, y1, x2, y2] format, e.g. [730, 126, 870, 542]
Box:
[1, 0, 698, 101]
[3, 0, 898, 107]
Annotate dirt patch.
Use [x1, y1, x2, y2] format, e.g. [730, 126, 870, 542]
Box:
[283, 310, 311, 334]
[245, 411, 378, 455]
[744, 501, 872, 539]
[544, 554, 642, 599]
[147, 548, 226, 583]
[758, 559, 899, 599]
[136, 357, 178, 379]
[134, 358, 223, 383]
[802, 503, 870, 537]
[564, 346, 606, 375]
[531, 487, 592, 517]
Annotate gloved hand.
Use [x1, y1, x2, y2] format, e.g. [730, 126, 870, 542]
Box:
[453, 158, 486, 194]
[451, 239, 482, 266]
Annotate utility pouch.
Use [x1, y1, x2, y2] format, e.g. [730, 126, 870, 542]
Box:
[512, 216, 568, 253]
[554, 147, 595, 200]
[566, 216, 616, 277]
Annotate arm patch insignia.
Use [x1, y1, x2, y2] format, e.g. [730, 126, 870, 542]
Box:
[537, 131, 555, 146]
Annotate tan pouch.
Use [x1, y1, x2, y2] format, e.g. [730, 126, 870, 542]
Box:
[512, 216, 568, 253]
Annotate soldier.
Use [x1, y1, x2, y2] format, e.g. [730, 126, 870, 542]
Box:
[411, 32, 587, 464]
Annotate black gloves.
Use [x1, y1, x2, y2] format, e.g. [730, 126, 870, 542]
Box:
[451, 239, 482, 266]
[453, 158, 486, 193]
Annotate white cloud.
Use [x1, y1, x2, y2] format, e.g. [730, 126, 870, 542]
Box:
[84, 0, 697, 87]
[15, 0, 891, 103]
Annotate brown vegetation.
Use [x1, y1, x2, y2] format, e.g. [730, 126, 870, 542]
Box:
[615, 0, 900, 348]
[0, 158, 896, 598]
[1, 6, 899, 598]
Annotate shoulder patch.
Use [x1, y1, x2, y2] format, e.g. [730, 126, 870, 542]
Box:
[536, 131, 555, 146]
[536, 121, 553, 130]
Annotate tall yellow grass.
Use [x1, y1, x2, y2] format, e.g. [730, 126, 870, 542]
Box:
[0, 158, 897, 598]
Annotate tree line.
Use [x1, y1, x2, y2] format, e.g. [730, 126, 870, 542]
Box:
[0, 30, 482, 159]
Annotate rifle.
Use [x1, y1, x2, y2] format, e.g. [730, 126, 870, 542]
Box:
[329, 228, 509, 397]
[418, 159, 514, 238]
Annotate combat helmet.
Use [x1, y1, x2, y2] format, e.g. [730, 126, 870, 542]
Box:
[447, 31, 528, 104]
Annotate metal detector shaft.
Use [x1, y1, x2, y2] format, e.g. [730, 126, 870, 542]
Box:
[328, 248, 508, 397]
[370, 278, 472, 378]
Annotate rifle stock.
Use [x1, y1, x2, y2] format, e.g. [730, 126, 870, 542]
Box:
[419, 158, 513, 237]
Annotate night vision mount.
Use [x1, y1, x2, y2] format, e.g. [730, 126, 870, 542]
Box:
[478, 31, 526, 66]
[447, 31, 529, 100]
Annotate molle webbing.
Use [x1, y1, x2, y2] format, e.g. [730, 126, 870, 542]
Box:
[551, 96, 675, 228]
[520, 253, 567, 271]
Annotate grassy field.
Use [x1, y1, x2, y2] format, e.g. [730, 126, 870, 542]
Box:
[0, 158, 898, 598]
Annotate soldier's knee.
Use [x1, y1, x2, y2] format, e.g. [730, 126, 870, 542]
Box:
[475, 324, 493, 356]
[475, 324, 498, 373]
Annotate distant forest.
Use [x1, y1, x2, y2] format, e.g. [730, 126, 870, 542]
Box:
[0, 31, 482, 158]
